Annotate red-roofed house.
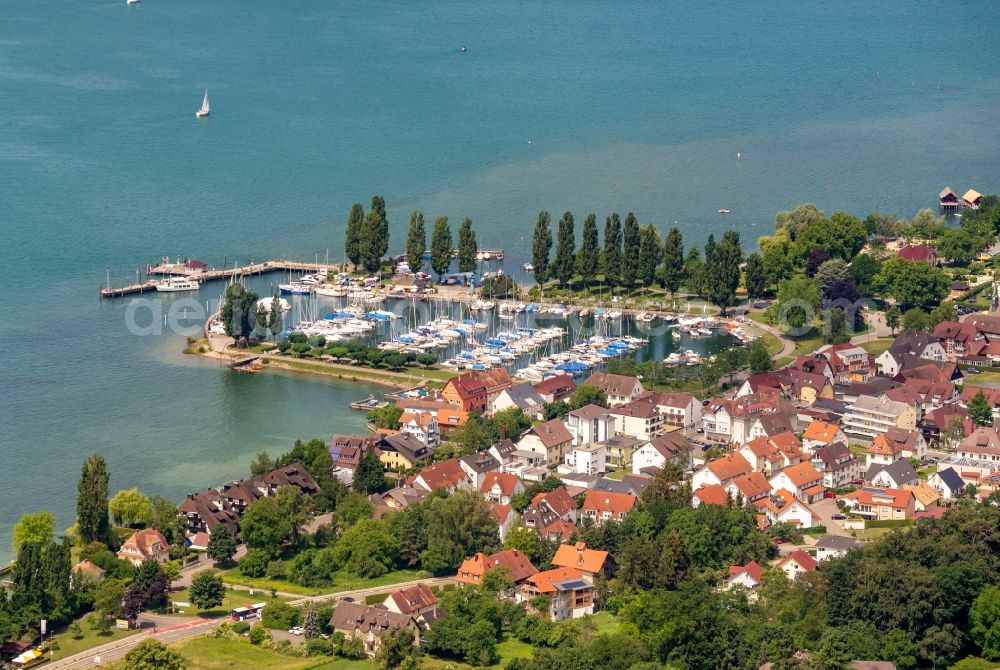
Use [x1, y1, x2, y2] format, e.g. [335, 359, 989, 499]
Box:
[481, 472, 525, 505]
[581, 491, 636, 525]
[551, 542, 608, 582]
[777, 549, 818, 581]
[413, 458, 471, 493]
[755, 489, 819, 529]
[897, 244, 938, 265]
[726, 472, 772, 504]
[801, 420, 847, 454]
[517, 567, 594, 620]
[399, 411, 440, 448]
[843, 487, 914, 520]
[487, 502, 516, 541]
[725, 561, 763, 591]
[117, 528, 169, 566]
[692, 484, 729, 507]
[382, 584, 439, 616]
[442, 369, 513, 413]
[692, 453, 754, 489]
[456, 549, 537, 587]
[533, 375, 577, 403]
[518, 419, 574, 466]
[768, 462, 826, 503]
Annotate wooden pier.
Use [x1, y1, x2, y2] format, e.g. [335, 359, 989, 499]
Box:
[99, 259, 335, 298]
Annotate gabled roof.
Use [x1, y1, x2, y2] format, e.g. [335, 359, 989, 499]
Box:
[523, 567, 586, 593]
[886, 330, 942, 358]
[779, 549, 818, 572]
[777, 461, 824, 488]
[933, 466, 966, 492]
[866, 459, 917, 484]
[531, 486, 576, 518]
[812, 442, 855, 470]
[815, 535, 863, 551]
[802, 420, 840, 443]
[329, 602, 417, 634]
[456, 549, 537, 584]
[727, 560, 763, 583]
[532, 374, 576, 398]
[905, 483, 941, 507]
[655, 391, 696, 409]
[582, 490, 636, 516]
[957, 426, 1000, 457]
[387, 584, 438, 614]
[609, 394, 660, 419]
[481, 472, 522, 497]
[415, 458, 469, 491]
[706, 453, 753, 481]
[963, 188, 983, 203]
[526, 419, 574, 448]
[501, 383, 546, 411]
[730, 472, 771, 499]
[693, 484, 728, 506]
[379, 432, 431, 462]
[897, 245, 935, 262]
[460, 451, 500, 474]
[844, 487, 913, 509]
[551, 542, 608, 574]
[643, 432, 689, 459]
[583, 372, 642, 396]
[119, 528, 167, 558]
[567, 404, 613, 421]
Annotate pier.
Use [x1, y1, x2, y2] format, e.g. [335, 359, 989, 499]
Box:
[99, 259, 336, 298]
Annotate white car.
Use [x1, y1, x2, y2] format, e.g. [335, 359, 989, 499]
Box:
[288, 627, 305, 636]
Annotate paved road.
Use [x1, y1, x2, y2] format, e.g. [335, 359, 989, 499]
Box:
[42, 577, 455, 669]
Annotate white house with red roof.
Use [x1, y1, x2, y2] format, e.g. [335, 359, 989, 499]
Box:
[768, 461, 826, 503]
[413, 458, 472, 494]
[776, 549, 818, 581]
[480, 472, 525, 505]
[399, 411, 440, 448]
[725, 561, 763, 591]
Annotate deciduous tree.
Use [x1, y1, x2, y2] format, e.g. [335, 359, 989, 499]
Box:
[661, 227, 684, 296]
[554, 211, 576, 288]
[109, 488, 152, 528]
[77, 454, 110, 544]
[12, 512, 54, 554]
[744, 252, 767, 300]
[577, 214, 600, 287]
[344, 202, 365, 269]
[531, 211, 553, 289]
[405, 211, 426, 273]
[189, 570, 225, 611]
[458, 217, 478, 273]
[122, 638, 188, 670]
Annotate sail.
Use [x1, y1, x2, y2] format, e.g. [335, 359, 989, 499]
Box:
[201, 90, 210, 114]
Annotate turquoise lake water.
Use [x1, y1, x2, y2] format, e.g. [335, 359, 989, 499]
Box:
[2, 0, 999, 561]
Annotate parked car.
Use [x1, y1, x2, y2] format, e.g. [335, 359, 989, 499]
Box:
[288, 627, 305, 636]
[771, 537, 785, 545]
[825, 491, 837, 499]
[831, 513, 846, 520]
[850, 478, 864, 485]
[966, 367, 981, 375]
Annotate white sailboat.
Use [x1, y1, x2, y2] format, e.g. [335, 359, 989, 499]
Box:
[126, 0, 140, 5]
[195, 89, 210, 118]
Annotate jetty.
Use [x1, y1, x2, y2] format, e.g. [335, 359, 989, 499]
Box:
[99, 259, 335, 298]
[229, 355, 263, 373]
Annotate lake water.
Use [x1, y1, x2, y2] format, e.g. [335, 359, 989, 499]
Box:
[2, 0, 999, 561]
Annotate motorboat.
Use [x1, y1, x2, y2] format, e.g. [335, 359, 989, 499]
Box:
[155, 277, 199, 292]
[522, 263, 534, 273]
[314, 285, 347, 298]
[279, 282, 312, 295]
[718, 208, 731, 215]
[195, 89, 210, 118]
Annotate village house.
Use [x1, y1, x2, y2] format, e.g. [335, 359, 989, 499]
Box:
[370, 486, 427, 518]
[737, 369, 833, 405]
[521, 488, 578, 540]
[581, 490, 636, 525]
[565, 404, 617, 446]
[599, 435, 642, 470]
[532, 375, 577, 404]
[489, 503, 516, 542]
[459, 451, 501, 490]
[768, 461, 826, 503]
[328, 602, 421, 656]
[756, 489, 819, 529]
[329, 434, 370, 485]
[940, 186, 961, 210]
[963, 188, 983, 210]
[843, 394, 917, 442]
[904, 483, 941, 512]
[724, 471, 772, 505]
[702, 392, 790, 445]
[865, 427, 926, 465]
[70, 560, 106, 588]
[456, 549, 538, 587]
[865, 460, 918, 489]
[815, 536, 865, 562]
[896, 244, 938, 266]
[956, 426, 1000, 463]
[725, 561, 763, 592]
[747, 413, 799, 445]
[517, 568, 595, 620]
[562, 442, 606, 476]
[801, 420, 848, 454]
[441, 369, 512, 413]
[399, 411, 440, 448]
[376, 433, 431, 471]
[815, 343, 877, 384]
[382, 584, 440, 618]
[691, 452, 754, 489]
[117, 528, 169, 566]
[491, 383, 547, 420]
[692, 484, 729, 507]
[396, 398, 470, 435]
[811, 442, 861, 488]
[582, 372, 645, 406]
[480, 471, 525, 505]
[885, 378, 958, 421]
[178, 489, 240, 537]
[632, 432, 690, 475]
[843, 487, 914, 520]
[518, 419, 574, 466]
[776, 549, 818, 581]
[413, 458, 471, 494]
[738, 435, 801, 477]
[933, 320, 986, 364]
[960, 385, 1000, 423]
[876, 330, 946, 376]
[927, 467, 966, 500]
[609, 394, 664, 440]
[551, 542, 608, 582]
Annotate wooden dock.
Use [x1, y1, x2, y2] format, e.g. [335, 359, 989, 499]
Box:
[99, 259, 335, 298]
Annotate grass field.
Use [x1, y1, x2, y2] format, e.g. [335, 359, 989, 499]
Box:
[858, 338, 894, 357]
[46, 613, 141, 661]
[220, 568, 430, 596]
[150, 637, 343, 670]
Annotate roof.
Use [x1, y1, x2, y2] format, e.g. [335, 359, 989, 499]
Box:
[567, 404, 613, 421]
[933, 466, 966, 491]
[963, 188, 983, 203]
[456, 549, 537, 584]
[582, 490, 636, 516]
[460, 451, 501, 474]
[487, 502, 513, 525]
[551, 542, 608, 574]
[481, 472, 522, 497]
[780, 549, 818, 572]
[850, 394, 910, 418]
[583, 372, 642, 396]
[445, 369, 512, 399]
[379, 432, 431, 462]
[866, 460, 917, 485]
[610, 394, 661, 419]
[532, 374, 576, 398]
[72, 559, 106, 578]
[939, 186, 958, 199]
[655, 391, 696, 409]
[897, 245, 935, 262]
[957, 427, 1000, 457]
[730, 472, 772, 499]
[387, 584, 438, 614]
[776, 461, 824, 488]
[728, 560, 763, 583]
[643, 432, 689, 460]
[706, 453, 753, 481]
[845, 487, 913, 509]
[523, 567, 586, 593]
[816, 535, 863, 551]
[693, 484, 728, 506]
[501, 383, 546, 411]
[802, 420, 840, 443]
[527, 419, 574, 449]
[905, 483, 941, 507]
[415, 458, 469, 491]
[329, 602, 416, 634]
[886, 330, 942, 358]
[119, 528, 167, 558]
[531, 486, 577, 518]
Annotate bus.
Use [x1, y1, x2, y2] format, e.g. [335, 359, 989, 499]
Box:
[230, 602, 267, 621]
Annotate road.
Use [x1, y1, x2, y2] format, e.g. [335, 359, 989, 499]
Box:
[42, 577, 455, 669]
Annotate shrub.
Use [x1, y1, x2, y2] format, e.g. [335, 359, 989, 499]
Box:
[305, 638, 335, 656]
[239, 548, 271, 578]
[232, 621, 250, 635]
[248, 624, 270, 645]
[265, 560, 286, 580]
[261, 601, 299, 630]
[278, 340, 292, 353]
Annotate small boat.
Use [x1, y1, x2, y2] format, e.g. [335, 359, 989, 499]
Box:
[522, 263, 534, 273]
[195, 89, 210, 118]
[126, 0, 139, 5]
[718, 208, 730, 215]
[460, 45, 468, 53]
[314, 285, 347, 298]
[155, 277, 199, 292]
[278, 282, 312, 295]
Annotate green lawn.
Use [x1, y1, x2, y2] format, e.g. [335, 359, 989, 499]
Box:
[604, 469, 628, 481]
[589, 611, 621, 634]
[858, 338, 894, 357]
[962, 367, 1000, 384]
[157, 585, 295, 616]
[45, 613, 141, 661]
[150, 636, 337, 670]
[220, 568, 430, 596]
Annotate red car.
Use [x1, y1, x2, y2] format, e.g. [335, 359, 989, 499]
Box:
[825, 491, 837, 499]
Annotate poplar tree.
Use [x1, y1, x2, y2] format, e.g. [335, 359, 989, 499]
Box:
[405, 211, 426, 273]
[662, 227, 684, 296]
[344, 202, 364, 269]
[457, 218, 478, 273]
[359, 195, 389, 274]
[621, 212, 640, 287]
[704, 233, 717, 265]
[554, 211, 576, 288]
[708, 230, 743, 315]
[531, 211, 553, 290]
[603, 214, 622, 289]
[638, 225, 662, 289]
[268, 296, 283, 337]
[77, 454, 110, 543]
[577, 213, 599, 287]
[430, 216, 452, 280]
[744, 252, 767, 300]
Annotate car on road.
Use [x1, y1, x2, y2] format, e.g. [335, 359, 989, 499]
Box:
[288, 626, 305, 636]
[831, 513, 846, 520]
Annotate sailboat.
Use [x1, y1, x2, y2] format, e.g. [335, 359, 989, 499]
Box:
[126, 0, 140, 5]
[195, 89, 210, 118]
